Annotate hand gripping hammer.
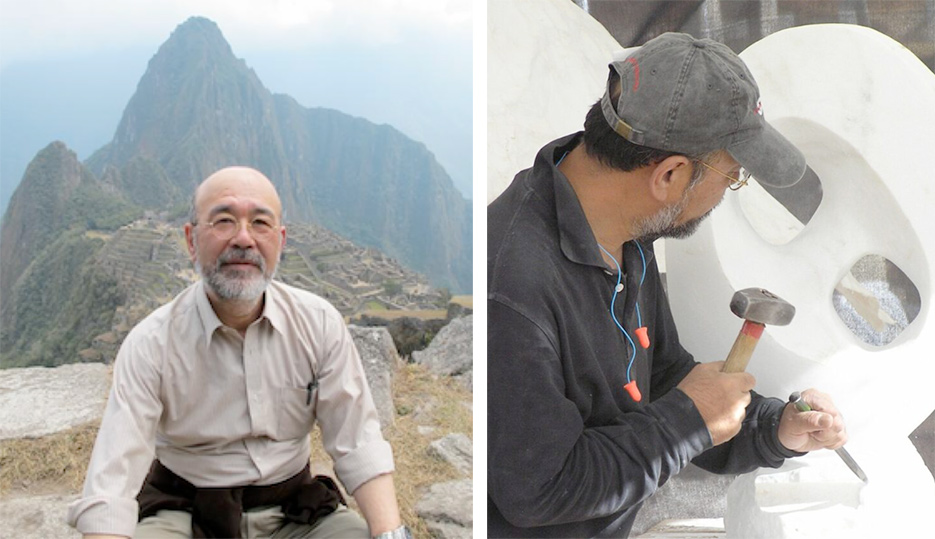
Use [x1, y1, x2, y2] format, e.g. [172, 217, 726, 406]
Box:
[722, 288, 795, 373]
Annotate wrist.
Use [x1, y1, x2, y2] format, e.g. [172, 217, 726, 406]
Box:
[372, 525, 411, 539]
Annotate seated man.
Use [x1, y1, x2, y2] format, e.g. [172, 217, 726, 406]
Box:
[68, 167, 410, 539]
[487, 32, 849, 538]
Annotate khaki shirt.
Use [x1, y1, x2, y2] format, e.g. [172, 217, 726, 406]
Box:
[67, 280, 394, 536]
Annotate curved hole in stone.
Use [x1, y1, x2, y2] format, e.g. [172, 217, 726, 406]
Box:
[832, 255, 921, 347]
[738, 165, 823, 245]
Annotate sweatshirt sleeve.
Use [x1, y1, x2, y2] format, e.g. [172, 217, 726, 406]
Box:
[487, 298, 713, 529]
[646, 275, 805, 474]
[692, 393, 806, 473]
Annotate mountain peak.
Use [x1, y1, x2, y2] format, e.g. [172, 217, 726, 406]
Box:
[157, 16, 235, 66]
[0, 141, 85, 300]
[86, 14, 269, 192]
[177, 16, 222, 33]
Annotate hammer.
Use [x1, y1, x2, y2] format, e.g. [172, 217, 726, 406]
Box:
[723, 288, 795, 373]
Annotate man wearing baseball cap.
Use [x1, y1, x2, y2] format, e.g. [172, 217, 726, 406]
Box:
[488, 32, 849, 537]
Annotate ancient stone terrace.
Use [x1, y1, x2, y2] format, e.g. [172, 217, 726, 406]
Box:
[93, 222, 191, 308]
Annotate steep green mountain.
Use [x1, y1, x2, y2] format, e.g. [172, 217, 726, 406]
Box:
[0, 143, 139, 367]
[100, 157, 181, 210]
[0, 142, 139, 301]
[86, 17, 470, 292]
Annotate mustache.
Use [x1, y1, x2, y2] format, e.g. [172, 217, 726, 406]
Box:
[217, 248, 266, 271]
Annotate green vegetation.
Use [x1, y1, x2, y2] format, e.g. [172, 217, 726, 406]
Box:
[66, 181, 142, 231]
[383, 279, 402, 296]
[119, 156, 181, 209]
[0, 231, 125, 368]
[364, 300, 386, 311]
[435, 287, 452, 308]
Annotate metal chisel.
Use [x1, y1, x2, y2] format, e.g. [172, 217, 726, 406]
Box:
[789, 391, 869, 483]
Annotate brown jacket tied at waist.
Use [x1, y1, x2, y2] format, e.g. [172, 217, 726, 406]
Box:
[138, 460, 345, 538]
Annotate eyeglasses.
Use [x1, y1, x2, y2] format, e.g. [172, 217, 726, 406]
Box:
[194, 216, 280, 241]
[695, 160, 752, 191]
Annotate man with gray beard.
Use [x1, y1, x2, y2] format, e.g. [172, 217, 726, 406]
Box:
[487, 33, 849, 538]
[69, 167, 410, 539]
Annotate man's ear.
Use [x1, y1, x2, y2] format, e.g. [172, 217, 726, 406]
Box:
[184, 223, 197, 260]
[647, 155, 694, 203]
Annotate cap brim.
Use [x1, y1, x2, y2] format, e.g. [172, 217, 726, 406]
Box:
[727, 117, 806, 188]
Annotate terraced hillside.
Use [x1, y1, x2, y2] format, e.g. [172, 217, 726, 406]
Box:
[95, 222, 191, 307]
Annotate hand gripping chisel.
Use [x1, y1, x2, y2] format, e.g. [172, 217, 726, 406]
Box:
[789, 391, 869, 483]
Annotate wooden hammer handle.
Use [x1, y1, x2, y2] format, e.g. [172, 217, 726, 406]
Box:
[723, 321, 765, 373]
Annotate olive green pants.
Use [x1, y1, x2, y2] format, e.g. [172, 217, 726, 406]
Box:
[135, 504, 369, 538]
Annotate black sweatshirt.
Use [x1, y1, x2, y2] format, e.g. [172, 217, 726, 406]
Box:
[487, 134, 800, 538]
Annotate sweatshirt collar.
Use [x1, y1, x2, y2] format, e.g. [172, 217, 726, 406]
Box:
[539, 133, 655, 270]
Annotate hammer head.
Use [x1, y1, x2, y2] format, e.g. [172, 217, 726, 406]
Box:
[730, 288, 795, 326]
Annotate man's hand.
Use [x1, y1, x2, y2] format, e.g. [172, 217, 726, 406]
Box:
[677, 361, 756, 446]
[777, 388, 848, 452]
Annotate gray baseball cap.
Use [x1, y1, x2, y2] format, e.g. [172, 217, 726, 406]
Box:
[601, 32, 806, 188]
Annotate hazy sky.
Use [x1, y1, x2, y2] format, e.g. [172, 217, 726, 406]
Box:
[0, 0, 474, 211]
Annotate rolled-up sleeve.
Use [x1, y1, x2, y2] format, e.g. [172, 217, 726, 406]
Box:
[67, 332, 163, 535]
[316, 310, 394, 494]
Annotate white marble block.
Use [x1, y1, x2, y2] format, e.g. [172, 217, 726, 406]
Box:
[666, 24, 935, 539]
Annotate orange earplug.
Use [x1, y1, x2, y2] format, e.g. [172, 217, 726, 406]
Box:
[624, 380, 642, 402]
[635, 327, 650, 349]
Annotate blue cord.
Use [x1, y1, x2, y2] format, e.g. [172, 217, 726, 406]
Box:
[634, 241, 647, 329]
[598, 244, 638, 383]
[559, 143, 649, 387]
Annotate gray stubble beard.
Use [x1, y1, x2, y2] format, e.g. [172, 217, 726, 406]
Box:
[631, 182, 719, 242]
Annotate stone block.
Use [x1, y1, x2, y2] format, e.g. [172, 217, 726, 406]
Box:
[0, 494, 80, 539]
[416, 479, 472, 538]
[428, 433, 472, 477]
[349, 325, 399, 429]
[0, 363, 109, 440]
[412, 316, 472, 389]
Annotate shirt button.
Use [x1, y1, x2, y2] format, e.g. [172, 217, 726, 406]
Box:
[615, 283, 624, 292]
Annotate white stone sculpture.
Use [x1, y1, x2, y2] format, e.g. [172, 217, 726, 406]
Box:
[486, 0, 622, 203]
[665, 24, 935, 538]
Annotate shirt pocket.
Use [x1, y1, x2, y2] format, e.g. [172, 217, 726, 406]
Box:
[276, 386, 316, 440]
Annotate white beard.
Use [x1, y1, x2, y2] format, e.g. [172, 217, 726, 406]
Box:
[194, 245, 274, 301]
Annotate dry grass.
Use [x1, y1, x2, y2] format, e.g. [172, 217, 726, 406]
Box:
[1, 363, 472, 537]
[0, 423, 98, 496]
[384, 363, 473, 536]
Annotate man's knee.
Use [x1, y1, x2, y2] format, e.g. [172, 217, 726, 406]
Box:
[279, 506, 370, 539]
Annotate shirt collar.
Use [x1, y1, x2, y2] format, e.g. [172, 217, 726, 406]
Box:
[194, 280, 224, 346]
[542, 133, 655, 270]
[194, 280, 286, 346]
[260, 281, 287, 335]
